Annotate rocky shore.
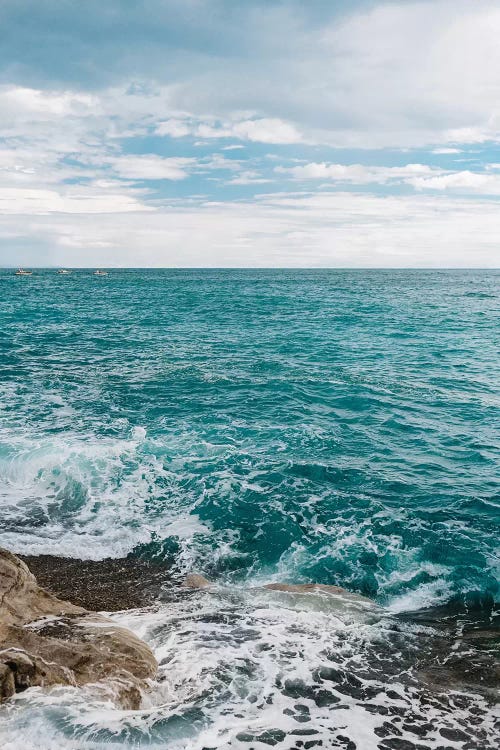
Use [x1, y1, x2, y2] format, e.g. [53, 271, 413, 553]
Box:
[1, 546, 498, 749]
[0, 548, 157, 709]
[0, 550, 378, 713]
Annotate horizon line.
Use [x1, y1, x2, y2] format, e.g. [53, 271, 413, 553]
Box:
[2, 266, 499, 271]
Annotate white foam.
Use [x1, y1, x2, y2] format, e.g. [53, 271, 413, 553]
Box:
[0, 428, 209, 559]
[0, 584, 497, 749]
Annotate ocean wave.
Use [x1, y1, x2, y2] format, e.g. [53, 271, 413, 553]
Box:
[0, 428, 208, 560]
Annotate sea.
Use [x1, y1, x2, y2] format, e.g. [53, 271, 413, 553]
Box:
[0, 268, 498, 749]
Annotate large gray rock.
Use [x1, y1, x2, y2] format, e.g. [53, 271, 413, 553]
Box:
[0, 548, 157, 708]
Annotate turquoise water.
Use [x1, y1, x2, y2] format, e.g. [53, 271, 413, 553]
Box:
[1, 269, 499, 749]
[1, 269, 499, 609]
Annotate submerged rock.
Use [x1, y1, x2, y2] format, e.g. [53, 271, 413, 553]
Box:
[262, 583, 379, 610]
[182, 575, 375, 604]
[182, 574, 377, 622]
[263, 583, 370, 598]
[183, 573, 212, 589]
[264, 583, 346, 593]
[0, 548, 157, 708]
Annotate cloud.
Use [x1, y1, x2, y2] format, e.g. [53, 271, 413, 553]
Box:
[0, 85, 97, 120]
[277, 162, 437, 184]
[156, 116, 303, 144]
[1, 191, 499, 268]
[409, 170, 500, 194]
[1, 3, 500, 267]
[110, 155, 195, 180]
[278, 161, 500, 195]
[154, 119, 192, 138]
[200, 154, 242, 172]
[6, 2, 500, 148]
[0, 186, 151, 215]
[227, 118, 302, 144]
[227, 170, 271, 185]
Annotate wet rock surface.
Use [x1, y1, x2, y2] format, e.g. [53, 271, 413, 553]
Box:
[19, 552, 172, 611]
[397, 599, 500, 700]
[0, 548, 157, 708]
[143, 583, 499, 749]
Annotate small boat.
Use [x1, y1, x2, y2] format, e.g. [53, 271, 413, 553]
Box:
[57, 269, 72, 275]
[15, 268, 32, 276]
[94, 270, 108, 276]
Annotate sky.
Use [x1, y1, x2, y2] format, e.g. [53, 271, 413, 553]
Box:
[1, 0, 500, 267]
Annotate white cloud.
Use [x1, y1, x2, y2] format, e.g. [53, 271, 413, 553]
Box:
[229, 118, 302, 144]
[227, 170, 271, 185]
[156, 116, 304, 144]
[110, 155, 195, 180]
[155, 119, 192, 137]
[278, 162, 437, 184]
[0, 186, 151, 215]
[200, 154, 242, 172]
[409, 170, 500, 194]
[0, 86, 97, 121]
[278, 161, 500, 195]
[1, 191, 499, 268]
[307, 1, 500, 147]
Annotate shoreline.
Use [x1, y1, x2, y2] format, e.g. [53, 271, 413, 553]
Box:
[1, 548, 499, 747]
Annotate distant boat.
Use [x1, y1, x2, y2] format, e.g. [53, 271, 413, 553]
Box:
[57, 269, 72, 275]
[94, 270, 109, 276]
[15, 268, 32, 276]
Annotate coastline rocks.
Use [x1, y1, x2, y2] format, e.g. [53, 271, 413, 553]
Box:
[182, 574, 378, 623]
[0, 547, 84, 625]
[182, 574, 371, 600]
[0, 548, 157, 708]
[182, 574, 372, 600]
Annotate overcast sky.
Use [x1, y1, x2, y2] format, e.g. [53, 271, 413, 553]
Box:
[1, 0, 500, 267]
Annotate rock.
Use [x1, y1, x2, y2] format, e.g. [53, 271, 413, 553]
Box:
[0, 663, 15, 700]
[180, 576, 375, 609]
[0, 547, 157, 708]
[0, 547, 84, 625]
[264, 583, 348, 594]
[0, 647, 38, 693]
[19, 553, 172, 611]
[263, 582, 374, 605]
[183, 573, 212, 589]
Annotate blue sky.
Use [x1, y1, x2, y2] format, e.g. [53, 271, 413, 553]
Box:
[1, 0, 500, 267]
